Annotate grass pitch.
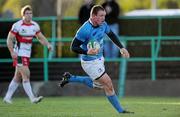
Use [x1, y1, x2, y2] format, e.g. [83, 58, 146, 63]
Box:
[0, 96, 180, 117]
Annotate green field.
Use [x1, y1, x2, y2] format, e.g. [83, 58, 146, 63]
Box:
[0, 96, 180, 117]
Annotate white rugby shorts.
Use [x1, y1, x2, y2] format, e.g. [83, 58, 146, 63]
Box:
[81, 57, 105, 80]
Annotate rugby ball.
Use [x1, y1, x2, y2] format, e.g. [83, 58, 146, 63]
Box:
[87, 40, 100, 50]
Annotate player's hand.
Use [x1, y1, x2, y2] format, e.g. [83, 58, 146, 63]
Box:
[87, 48, 99, 55]
[120, 48, 130, 58]
[47, 43, 52, 51]
[10, 51, 17, 59]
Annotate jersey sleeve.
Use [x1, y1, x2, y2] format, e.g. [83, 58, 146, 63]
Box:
[10, 23, 19, 35]
[34, 22, 41, 35]
[104, 22, 111, 34]
[75, 26, 88, 42]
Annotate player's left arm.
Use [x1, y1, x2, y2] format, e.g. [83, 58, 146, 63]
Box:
[36, 32, 52, 51]
[107, 30, 130, 58]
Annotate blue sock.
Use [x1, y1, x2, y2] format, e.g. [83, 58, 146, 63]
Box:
[68, 75, 93, 88]
[107, 94, 124, 113]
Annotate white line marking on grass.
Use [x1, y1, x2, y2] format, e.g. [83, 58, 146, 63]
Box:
[126, 102, 180, 105]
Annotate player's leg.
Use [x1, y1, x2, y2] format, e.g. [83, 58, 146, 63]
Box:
[97, 73, 125, 113]
[60, 72, 102, 88]
[3, 67, 21, 104]
[20, 66, 43, 103]
[60, 57, 104, 88]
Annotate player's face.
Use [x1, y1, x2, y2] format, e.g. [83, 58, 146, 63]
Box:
[23, 10, 32, 22]
[94, 10, 106, 25]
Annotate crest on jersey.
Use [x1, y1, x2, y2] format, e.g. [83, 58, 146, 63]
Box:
[21, 29, 26, 33]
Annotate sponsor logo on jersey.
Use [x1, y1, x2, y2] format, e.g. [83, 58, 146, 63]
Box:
[21, 29, 26, 33]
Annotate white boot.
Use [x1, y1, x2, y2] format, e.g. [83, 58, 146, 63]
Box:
[3, 98, 13, 104]
[31, 96, 43, 104]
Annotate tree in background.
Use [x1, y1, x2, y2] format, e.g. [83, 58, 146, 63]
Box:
[1, 0, 180, 18]
[0, 0, 6, 17]
[32, 0, 56, 17]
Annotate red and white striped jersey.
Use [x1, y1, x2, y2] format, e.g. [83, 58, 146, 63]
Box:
[10, 20, 41, 57]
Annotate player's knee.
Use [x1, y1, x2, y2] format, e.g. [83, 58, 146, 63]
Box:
[13, 77, 21, 83]
[22, 73, 30, 80]
[107, 85, 114, 93]
[103, 81, 113, 91]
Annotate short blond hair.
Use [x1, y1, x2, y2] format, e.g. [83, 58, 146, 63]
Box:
[90, 5, 105, 16]
[21, 5, 32, 16]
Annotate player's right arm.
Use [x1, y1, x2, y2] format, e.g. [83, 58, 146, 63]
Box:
[71, 38, 87, 55]
[71, 24, 98, 55]
[7, 32, 17, 59]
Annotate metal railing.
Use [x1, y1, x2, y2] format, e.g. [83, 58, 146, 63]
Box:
[1, 36, 180, 96]
[1, 16, 180, 97]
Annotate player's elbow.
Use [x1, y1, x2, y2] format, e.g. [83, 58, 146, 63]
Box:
[71, 40, 79, 53]
[70, 46, 76, 53]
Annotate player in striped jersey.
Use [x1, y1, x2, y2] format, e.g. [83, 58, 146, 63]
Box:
[3, 5, 52, 104]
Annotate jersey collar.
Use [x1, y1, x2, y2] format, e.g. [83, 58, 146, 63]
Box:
[89, 19, 99, 28]
[22, 20, 34, 26]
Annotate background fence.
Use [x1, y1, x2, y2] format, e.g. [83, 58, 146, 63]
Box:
[1, 16, 180, 97]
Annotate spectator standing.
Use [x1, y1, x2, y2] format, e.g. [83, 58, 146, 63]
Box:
[102, 0, 121, 58]
[78, 0, 95, 25]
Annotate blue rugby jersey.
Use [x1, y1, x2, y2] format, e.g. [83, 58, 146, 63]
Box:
[75, 20, 111, 61]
